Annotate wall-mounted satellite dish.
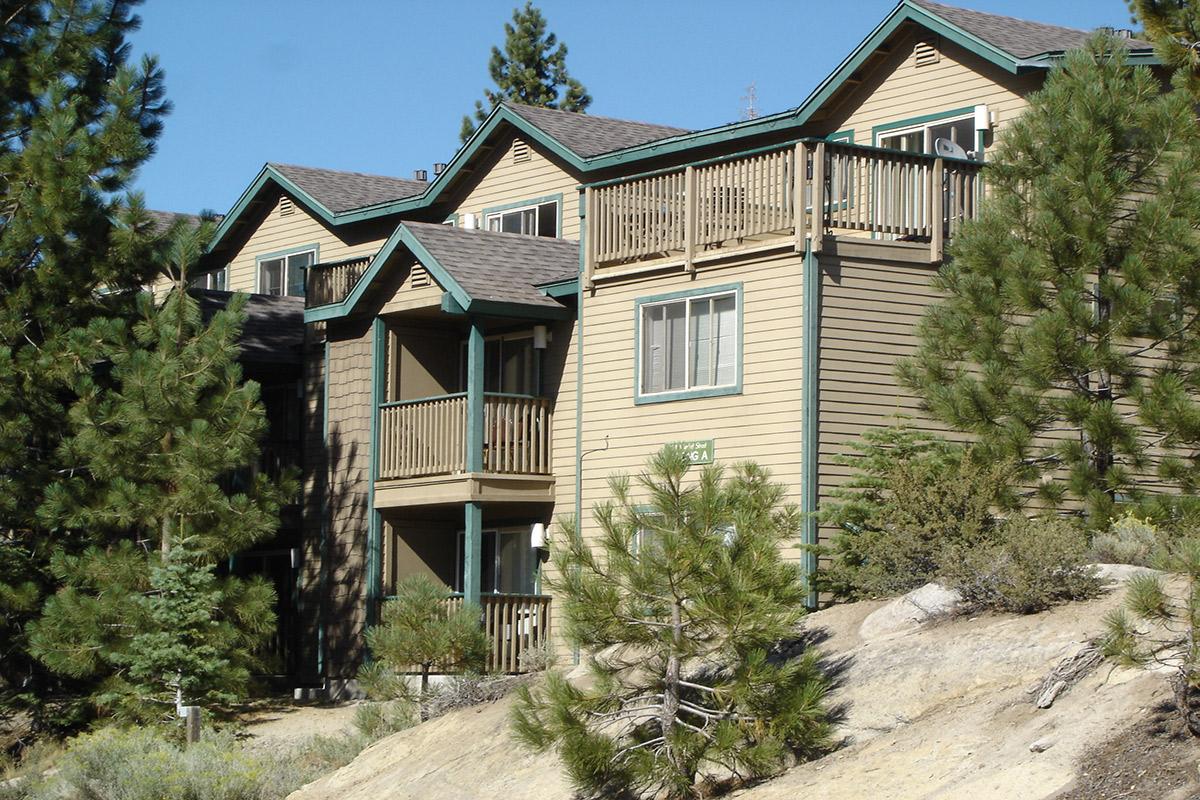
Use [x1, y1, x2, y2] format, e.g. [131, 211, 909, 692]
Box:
[933, 137, 970, 160]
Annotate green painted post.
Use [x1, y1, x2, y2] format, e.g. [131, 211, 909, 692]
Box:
[464, 320, 485, 605]
[466, 321, 484, 473]
[464, 501, 482, 606]
[801, 241, 821, 608]
[366, 318, 385, 626]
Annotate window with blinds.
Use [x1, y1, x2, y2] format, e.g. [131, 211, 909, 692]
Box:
[640, 290, 738, 397]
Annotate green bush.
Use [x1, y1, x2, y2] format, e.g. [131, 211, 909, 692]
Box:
[825, 454, 1008, 598]
[41, 727, 272, 800]
[942, 516, 1102, 613]
[18, 724, 370, 800]
[1090, 512, 1163, 566]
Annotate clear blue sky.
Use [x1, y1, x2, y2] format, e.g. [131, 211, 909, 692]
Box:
[128, 0, 1139, 216]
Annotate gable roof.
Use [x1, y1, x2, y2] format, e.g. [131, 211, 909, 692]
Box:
[402, 221, 578, 307]
[909, 0, 1152, 59]
[269, 163, 428, 214]
[502, 103, 691, 158]
[206, 163, 429, 257]
[304, 223, 577, 323]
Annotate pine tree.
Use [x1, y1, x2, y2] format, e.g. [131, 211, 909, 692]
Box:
[0, 0, 170, 734]
[1129, 0, 1200, 97]
[898, 35, 1200, 523]
[27, 220, 294, 724]
[459, 1, 591, 142]
[360, 575, 490, 718]
[512, 449, 830, 800]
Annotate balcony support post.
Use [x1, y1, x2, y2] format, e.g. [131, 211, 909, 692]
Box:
[463, 319, 485, 606]
[466, 320, 485, 473]
[463, 501, 482, 606]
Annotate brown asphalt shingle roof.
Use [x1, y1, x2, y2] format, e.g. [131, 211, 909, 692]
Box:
[192, 289, 304, 365]
[270, 163, 428, 214]
[147, 210, 202, 234]
[401, 221, 577, 308]
[910, 0, 1153, 58]
[503, 102, 690, 158]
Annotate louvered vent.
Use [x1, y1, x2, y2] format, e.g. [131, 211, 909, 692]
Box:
[914, 38, 940, 67]
[278, 196, 295, 216]
[411, 264, 431, 288]
[512, 138, 531, 163]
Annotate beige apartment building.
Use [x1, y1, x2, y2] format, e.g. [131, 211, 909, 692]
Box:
[189, 0, 1156, 690]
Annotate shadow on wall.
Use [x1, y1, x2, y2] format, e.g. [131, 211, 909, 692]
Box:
[297, 424, 369, 688]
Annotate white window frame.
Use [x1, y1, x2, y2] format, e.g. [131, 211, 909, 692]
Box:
[256, 247, 316, 297]
[875, 113, 974, 155]
[191, 266, 229, 291]
[484, 199, 559, 238]
[636, 287, 741, 403]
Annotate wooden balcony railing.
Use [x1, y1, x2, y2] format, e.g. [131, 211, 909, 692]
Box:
[377, 393, 553, 481]
[584, 139, 984, 282]
[305, 254, 372, 308]
[388, 593, 551, 674]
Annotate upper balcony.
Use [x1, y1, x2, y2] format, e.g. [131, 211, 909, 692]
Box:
[583, 139, 984, 283]
[305, 254, 372, 309]
[378, 392, 552, 481]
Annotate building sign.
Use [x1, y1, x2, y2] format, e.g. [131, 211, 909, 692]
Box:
[670, 439, 714, 465]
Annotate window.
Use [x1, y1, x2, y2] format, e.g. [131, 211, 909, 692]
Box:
[189, 267, 228, 291]
[459, 332, 538, 395]
[878, 114, 975, 156]
[485, 199, 558, 238]
[638, 288, 739, 401]
[455, 528, 536, 595]
[258, 248, 315, 297]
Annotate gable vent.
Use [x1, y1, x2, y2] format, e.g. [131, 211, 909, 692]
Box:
[914, 38, 940, 67]
[278, 196, 296, 216]
[512, 138, 531, 164]
[410, 264, 431, 288]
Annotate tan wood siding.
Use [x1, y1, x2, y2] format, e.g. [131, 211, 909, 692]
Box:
[450, 132, 583, 241]
[822, 31, 1039, 149]
[571, 251, 805, 569]
[221, 188, 391, 293]
[319, 316, 376, 677]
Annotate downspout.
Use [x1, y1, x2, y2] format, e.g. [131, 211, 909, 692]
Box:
[318, 337, 330, 679]
[800, 239, 821, 608]
[573, 191, 587, 666]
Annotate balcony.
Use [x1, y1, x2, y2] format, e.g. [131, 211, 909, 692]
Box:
[583, 138, 984, 282]
[374, 391, 555, 510]
[443, 593, 552, 674]
[305, 254, 372, 309]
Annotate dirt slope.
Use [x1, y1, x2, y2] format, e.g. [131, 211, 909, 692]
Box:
[288, 580, 1197, 800]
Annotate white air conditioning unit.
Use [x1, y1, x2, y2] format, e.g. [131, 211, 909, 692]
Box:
[461, 212, 479, 230]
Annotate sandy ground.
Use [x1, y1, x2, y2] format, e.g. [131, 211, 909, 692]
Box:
[239, 701, 360, 755]
[284, 580, 1198, 800]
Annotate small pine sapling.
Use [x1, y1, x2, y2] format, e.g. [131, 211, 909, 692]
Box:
[512, 448, 830, 799]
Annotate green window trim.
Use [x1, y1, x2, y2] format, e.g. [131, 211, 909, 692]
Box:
[480, 193, 564, 238]
[255, 242, 319, 297]
[632, 282, 744, 406]
[827, 129, 854, 143]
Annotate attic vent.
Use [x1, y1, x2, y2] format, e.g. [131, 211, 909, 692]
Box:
[914, 38, 940, 67]
[512, 138, 531, 163]
[410, 264, 431, 288]
[278, 196, 296, 216]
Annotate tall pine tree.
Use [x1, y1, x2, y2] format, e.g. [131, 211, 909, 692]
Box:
[459, 1, 591, 142]
[0, 0, 170, 734]
[1129, 0, 1200, 97]
[26, 217, 294, 724]
[898, 36, 1200, 523]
